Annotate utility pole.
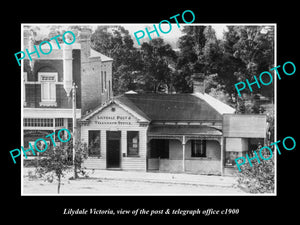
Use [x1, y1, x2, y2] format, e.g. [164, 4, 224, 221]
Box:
[72, 82, 77, 179]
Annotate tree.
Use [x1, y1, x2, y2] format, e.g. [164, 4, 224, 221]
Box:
[91, 26, 144, 95]
[140, 38, 177, 93]
[35, 144, 69, 194]
[196, 25, 274, 111]
[35, 141, 88, 194]
[236, 96, 246, 114]
[175, 26, 207, 92]
[226, 26, 275, 98]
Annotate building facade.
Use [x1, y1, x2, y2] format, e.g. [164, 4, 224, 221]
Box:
[22, 27, 113, 157]
[22, 27, 267, 175]
[79, 76, 267, 175]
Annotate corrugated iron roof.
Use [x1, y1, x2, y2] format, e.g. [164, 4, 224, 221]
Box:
[117, 93, 225, 122]
[148, 125, 222, 136]
[193, 93, 236, 115]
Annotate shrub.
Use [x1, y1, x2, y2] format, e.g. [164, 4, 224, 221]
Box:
[237, 148, 275, 193]
[35, 145, 70, 194]
[34, 141, 89, 194]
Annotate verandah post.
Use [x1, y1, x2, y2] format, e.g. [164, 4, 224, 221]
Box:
[182, 136, 186, 172]
[220, 137, 224, 176]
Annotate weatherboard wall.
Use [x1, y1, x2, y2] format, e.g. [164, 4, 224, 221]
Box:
[81, 103, 148, 171]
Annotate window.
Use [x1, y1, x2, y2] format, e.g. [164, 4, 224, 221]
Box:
[108, 80, 111, 98]
[101, 71, 104, 93]
[225, 152, 240, 166]
[150, 139, 169, 159]
[55, 118, 64, 127]
[127, 131, 139, 156]
[191, 140, 206, 157]
[104, 71, 107, 90]
[88, 131, 101, 157]
[39, 73, 57, 106]
[23, 118, 53, 127]
[27, 141, 36, 156]
[23, 72, 27, 106]
[67, 118, 73, 132]
[27, 140, 50, 156]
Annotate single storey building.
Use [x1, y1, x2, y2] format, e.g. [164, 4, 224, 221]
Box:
[79, 78, 267, 175]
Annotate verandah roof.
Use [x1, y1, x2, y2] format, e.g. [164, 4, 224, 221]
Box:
[148, 125, 222, 136]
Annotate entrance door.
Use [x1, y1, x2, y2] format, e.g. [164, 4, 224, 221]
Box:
[106, 131, 121, 168]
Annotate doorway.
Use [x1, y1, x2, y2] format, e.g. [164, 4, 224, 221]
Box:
[106, 131, 121, 168]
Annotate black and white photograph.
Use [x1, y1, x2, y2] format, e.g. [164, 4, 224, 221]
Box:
[20, 23, 275, 195]
[3, 4, 298, 221]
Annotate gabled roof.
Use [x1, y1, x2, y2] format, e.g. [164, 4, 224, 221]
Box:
[115, 96, 151, 121]
[117, 93, 226, 121]
[192, 92, 236, 115]
[80, 99, 150, 123]
[81, 93, 235, 123]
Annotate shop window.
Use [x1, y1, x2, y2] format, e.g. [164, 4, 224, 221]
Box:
[67, 118, 73, 132]
[88, 131, 101, 157]
[191, 140, 206, 157]
[127, 131, 139, 156]
[27, 140, 50, 156]
[225, 152, 240, 166]
[248, 138, 264, 153]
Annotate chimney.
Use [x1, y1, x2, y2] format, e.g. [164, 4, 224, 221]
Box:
[78, 27, 92, 62]
[192, 73, 206, 94]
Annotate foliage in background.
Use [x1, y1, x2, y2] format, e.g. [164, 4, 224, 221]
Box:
[176, 25, 274, 110]
[140, 38, 177, 93]
[91, 26, 145, 95]
[27, 24, 274, 110]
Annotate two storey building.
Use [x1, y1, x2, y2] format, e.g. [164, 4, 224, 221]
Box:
[22, 27, 113, 156]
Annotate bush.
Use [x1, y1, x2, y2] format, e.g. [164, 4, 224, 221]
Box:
[35, 145, 70, 194]
[237, 149, 275, 193]
[34, 141, 89, 194]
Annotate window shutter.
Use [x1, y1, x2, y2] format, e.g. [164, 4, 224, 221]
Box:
[49, 82, 56, 101]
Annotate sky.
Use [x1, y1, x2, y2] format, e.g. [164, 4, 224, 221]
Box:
[123, 24, 227, 39]
[122, 24, 227, 48]
[24, 23, 228, 49]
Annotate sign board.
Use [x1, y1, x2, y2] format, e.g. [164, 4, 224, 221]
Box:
[93, 115, 133, 125]
[87, 103, 139, 127]
[223, 114, 267, 138]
